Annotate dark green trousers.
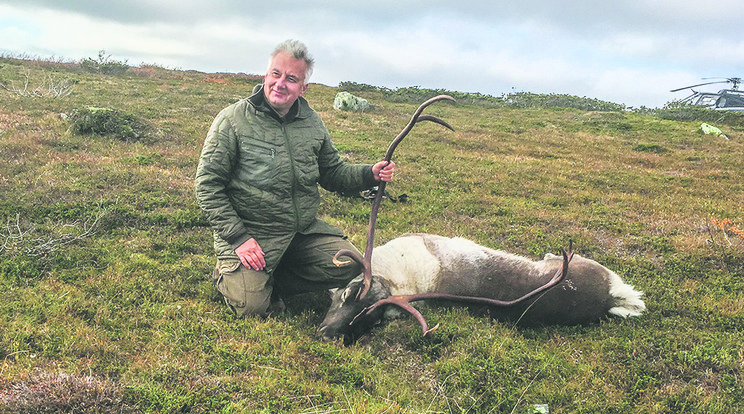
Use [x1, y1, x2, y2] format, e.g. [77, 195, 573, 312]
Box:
[213, 233, 363, 317]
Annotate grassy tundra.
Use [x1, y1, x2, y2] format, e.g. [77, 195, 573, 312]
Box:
[0, 56, 743, 413]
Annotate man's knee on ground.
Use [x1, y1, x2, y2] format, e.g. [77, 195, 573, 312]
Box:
[227, 294, 272, 318]
[215, 258, 276, 317]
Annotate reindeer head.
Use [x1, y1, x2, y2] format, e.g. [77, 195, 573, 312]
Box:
[317, 275, 393, 344]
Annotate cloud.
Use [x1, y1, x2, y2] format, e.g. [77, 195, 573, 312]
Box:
[1, 1, 742, 108]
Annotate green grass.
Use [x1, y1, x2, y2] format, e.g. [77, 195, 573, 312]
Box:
[1, 56, 743, 413]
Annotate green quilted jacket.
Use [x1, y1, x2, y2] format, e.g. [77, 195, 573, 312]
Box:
[195, 86, 376, 271]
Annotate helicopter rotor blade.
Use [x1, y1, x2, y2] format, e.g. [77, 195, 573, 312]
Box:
[701, 77, 737, 81]
[671, 77, 742, 92]
[670, 80, 728, 93]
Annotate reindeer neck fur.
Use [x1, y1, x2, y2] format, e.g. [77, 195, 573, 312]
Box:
[369, 233, 442, 295]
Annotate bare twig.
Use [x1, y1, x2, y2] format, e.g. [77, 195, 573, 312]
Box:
[0, 69, 74, 98]
[0, 209, 106, 257]
[0, 214, 31, 255]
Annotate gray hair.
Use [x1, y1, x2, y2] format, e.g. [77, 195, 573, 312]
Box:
[269, 39, 314, 84]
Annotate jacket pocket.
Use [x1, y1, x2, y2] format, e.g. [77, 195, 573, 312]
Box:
[237, 137, 277, 189]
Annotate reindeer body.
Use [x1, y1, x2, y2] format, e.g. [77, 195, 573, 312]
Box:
[319, 233, 645, 343]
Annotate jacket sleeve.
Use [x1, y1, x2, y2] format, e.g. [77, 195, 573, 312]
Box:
[195, 109, 250, 247]
[316, 132, 378, 193]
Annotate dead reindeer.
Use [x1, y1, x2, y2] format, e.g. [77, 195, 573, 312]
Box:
[318, 233, 645, 344]
[320, 95, 643, 344]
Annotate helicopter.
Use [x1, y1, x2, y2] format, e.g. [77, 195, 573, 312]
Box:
[670, 77, 744, 111]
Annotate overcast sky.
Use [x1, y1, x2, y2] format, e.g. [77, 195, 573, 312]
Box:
[1, 1, 742, 108]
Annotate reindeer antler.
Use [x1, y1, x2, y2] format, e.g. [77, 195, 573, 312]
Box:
[355, 95, 455, 300]
[352, 245, 575, 336]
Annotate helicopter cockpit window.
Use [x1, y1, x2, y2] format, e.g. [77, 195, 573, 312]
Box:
[697, 95, 718, 106]
[717, 92, 744, 108]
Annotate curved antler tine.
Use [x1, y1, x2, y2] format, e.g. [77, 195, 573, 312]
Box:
[333, 249, 371, 300]
[351, 295, 439, 336]
[415, 115, 455, 131]
[559, 240, 574, 282]
[543, 246, 573, 288]
[382, 95, 456, 162]
[333, 249, 366, 267]
[414, 94, 457, 116]
[390, 298, 434, 336]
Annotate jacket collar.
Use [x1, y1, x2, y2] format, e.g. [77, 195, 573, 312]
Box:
[248, 84, 311, 123]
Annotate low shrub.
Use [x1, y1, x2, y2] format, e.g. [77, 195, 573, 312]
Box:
[67, 106, 155, 142]
[79, 50, 129, 76]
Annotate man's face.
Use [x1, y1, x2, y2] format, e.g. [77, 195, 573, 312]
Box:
[264, 51, 309, 116]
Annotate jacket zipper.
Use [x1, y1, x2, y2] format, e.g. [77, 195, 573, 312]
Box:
[281, 123, 302, 231]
